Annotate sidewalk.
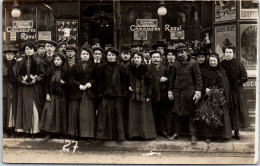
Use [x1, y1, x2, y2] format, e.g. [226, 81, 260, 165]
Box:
[3, 131, 256, 154]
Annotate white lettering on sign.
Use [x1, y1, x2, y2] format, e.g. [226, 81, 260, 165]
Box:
[20, 33, 36, 40]
[165, 24, 182, 31]
[136, 19, 158, 27]
[241, 9, 258, 19]
[243, 80, 256, 87]
[6, 27, 36, 33]
[13, 20, 33, 29]
[130, 25, 160, 32]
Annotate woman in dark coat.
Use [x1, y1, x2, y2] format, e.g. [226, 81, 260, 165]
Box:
[199, 53, 233, 142]
[128, 52, 156, 140]
[3, 46, 18, 137]
[68, 47, 95, 139]
[15, 42, 45, 138]
[220, 45, 249, 139]
[96, 48, 125, 141]
[40, 52, 69, 139]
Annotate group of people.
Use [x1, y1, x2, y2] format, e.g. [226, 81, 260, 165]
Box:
[3, 38, 250, 144]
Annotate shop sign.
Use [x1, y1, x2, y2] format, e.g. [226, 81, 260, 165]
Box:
[134, 31, 148, 40]
[243, 79, 256, 88]
[165, 24, 182, 31]
[240, 1, 258, 19]
[170, 30, 185, 40]
[247, 70, 257, 77]
[214, 25, 236, 60]
[13, 20, 33, 29]
[136, 19, 158, 27]
[215, 1, 236, 22]
[38, 31, 51, 40]
[240, 24, 257, 70]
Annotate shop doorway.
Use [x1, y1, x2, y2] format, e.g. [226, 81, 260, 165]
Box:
[81, 5, 114, 47]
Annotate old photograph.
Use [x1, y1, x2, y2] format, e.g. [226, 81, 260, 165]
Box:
[2, 0, 258, 164]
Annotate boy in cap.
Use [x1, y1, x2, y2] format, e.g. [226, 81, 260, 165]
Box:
[34, 40, 46, 59]
[168, 43, 202, 144]
[44, 40, 57, 65]
[56, 42, 67, 55]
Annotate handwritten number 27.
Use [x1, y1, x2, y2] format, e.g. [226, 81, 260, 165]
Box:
[62, 140, 78, 153]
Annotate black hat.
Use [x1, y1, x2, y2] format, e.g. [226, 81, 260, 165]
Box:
[192, 48, 208, 57]
[45, 40, 57, 47]
[21, 41, 37, 52]
[3, 46, 18, 54]
[121, 45, 131, 52]
[130, 41, 142, 47]
[143, 44, 152, 51]
[164, 48, 176, 56]
[57, 42, 67, 49]
[36, 40, 46, 48]
[175, 43, 188, 51]
[66, 45, 78, 52]
[209, 52, 219, 59]
[92, 38, 100, 45]
[107, 47, 120, 56]
[152, 40, 167, 50]
[105, 44, 112, 48]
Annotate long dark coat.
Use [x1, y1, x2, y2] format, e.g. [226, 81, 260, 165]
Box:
[15, 56, 45, 132]
[199, 66, 232, 138]
[3, 58, 18, 129]
[95, 62, 125, 141]
[128, 64, 156, 139]
[68, 61, 96, 137]
[221, 59, 250, 129]
[169, 58, 203, 116]
[40, 64, 70, 133]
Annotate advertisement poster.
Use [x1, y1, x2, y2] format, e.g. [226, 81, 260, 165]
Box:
[240, 1, 258, 19]
[38, 31, 51, 40]
[215, 25, 236, 60]
[240, 24, 257, 70]
[215, 1, 236, 22]
[56, 20, 78, 43]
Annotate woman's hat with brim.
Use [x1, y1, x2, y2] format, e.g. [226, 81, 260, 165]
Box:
[3, 46, 18, 54]
[164, 48, 176, 56]
[152, 40, 167, 50]
[45, 40, 57, 47]
[107, 47, 120, 56]
[143, 44, 152, 51]
[121, 44, 131, 52]
[66, 45, 78, 52]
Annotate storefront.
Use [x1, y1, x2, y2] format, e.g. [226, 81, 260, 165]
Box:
[2, 0, 258, 126]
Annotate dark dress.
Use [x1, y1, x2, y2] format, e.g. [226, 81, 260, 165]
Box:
[15, 56, 45, 133]
[3, 58, 18, 129]
[95, 62, 125, 141]
[128, 64, 156, 139]
[40, 65, 69, 134]
[199, 66, 232, 139]
[68, 61, 96, 137]
[119, 60, 131, 137]
[221, 59, 250, 130]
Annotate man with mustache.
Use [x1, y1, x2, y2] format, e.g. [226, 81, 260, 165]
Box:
[56, 42, 67, 55]
[148, 50, 169, 138]
[168, 43, 202, 144]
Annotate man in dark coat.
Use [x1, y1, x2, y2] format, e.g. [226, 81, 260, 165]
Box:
[149, 50, 169, 138]
[142, 44, 152, 65]
[220, 45, 249, 139]
[168, 43, 203, 144]
[118, 44, 132, 138]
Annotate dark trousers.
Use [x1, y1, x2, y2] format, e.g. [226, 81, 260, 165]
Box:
[151, 99, 169, 134]
[174, 114, 197, 136]
[122, 95, 130, 138]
